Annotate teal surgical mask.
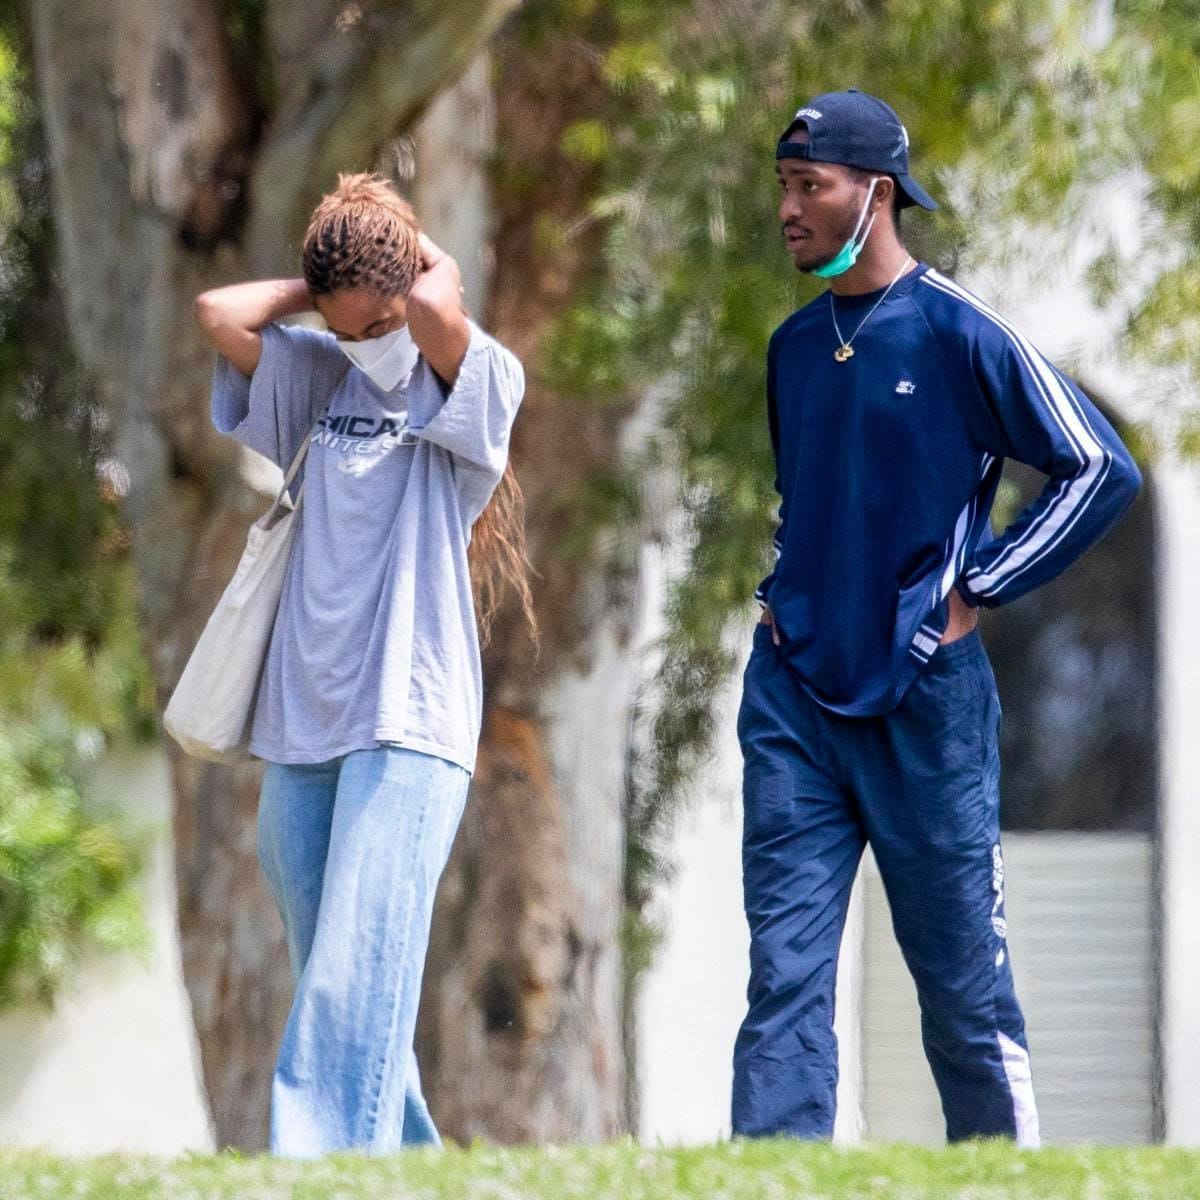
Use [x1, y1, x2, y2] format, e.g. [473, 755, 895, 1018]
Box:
[813, 176, 881, 279]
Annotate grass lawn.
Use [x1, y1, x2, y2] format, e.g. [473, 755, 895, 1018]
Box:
[2, 1140, 1200, 1199]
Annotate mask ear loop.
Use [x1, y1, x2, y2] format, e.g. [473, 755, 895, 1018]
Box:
[848, 177, 882, 254]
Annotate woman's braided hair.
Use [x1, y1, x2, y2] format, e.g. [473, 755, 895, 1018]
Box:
[302, 173, 423, 297]
[301, 172, 537, 647]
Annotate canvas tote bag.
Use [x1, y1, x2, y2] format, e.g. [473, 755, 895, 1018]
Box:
[163, 430, 314, 763]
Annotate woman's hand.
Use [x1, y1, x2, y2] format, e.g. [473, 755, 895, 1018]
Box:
[193, 278, 312, 378]
[406, 233, 471, 387]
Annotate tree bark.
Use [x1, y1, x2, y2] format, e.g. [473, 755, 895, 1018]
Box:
[27, 0, 515, 1149]
[413, 22, 652, 1142]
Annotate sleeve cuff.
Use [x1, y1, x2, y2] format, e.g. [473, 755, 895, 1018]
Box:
[409, 322, 522, 475]
[954, 574, 982, 608]
[211, 322, 281, 435]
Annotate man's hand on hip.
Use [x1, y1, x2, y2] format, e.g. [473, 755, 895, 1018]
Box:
[762, 595, 973, 650]
[941, 587, 980, 645]
[759, 605, 782, 646]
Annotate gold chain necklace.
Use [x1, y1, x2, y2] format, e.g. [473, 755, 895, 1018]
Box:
[830, 255, 914, 363]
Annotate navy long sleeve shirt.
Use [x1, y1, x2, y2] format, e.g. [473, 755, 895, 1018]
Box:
[755, 262, 1142, 716]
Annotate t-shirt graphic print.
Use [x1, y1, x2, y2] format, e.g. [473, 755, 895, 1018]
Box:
[312, 406, 419, 476]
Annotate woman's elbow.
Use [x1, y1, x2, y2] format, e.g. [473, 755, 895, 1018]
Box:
[193, 291, 224, 335]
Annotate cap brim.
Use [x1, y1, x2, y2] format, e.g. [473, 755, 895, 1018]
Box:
[896, 172, 938, 211]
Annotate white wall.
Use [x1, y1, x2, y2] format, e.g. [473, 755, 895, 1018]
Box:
[635, 647, 865, 1145]
[860, 835, 1158, 1145]
[634, 681, 743, 1146]
[0, 744, 214, 1156]
[1155, 462, 1200, 1144]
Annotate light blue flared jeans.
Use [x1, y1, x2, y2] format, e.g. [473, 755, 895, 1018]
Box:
[256, 745, 469, 1158]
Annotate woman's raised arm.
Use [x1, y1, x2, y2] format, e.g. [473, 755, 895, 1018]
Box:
[193, 278, 313, 378]
[406, 234, 471, 387]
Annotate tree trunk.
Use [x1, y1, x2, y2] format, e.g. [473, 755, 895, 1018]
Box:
[26, 0, 515, 1149]
[413, 21, 654, 1142]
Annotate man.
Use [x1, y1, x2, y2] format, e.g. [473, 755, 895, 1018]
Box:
[734, 88, 1141, 1146]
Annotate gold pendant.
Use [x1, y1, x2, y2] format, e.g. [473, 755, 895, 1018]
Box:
[834, 344, 854, 363]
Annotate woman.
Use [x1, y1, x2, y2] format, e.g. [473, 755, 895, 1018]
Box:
[193, 173, 533, 1157]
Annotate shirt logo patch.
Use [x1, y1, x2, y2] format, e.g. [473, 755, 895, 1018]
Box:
[312, 407, 418, 474]
[895, 379, 916, 395]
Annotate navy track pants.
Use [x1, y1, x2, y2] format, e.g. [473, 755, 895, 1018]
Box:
[733, 623, 1039, 1146]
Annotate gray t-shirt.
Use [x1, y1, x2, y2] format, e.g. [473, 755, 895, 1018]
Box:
[211, 318, 524, 772]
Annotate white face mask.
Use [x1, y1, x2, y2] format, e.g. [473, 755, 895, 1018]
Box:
[336, 325, 420, 393]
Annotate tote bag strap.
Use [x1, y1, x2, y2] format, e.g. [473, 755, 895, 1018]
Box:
[264, 421, 320, 519]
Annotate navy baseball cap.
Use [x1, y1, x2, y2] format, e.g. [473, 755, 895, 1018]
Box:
[776, 89, 938, 211]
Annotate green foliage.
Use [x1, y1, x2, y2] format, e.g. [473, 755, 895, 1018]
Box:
[0, 725, 149, 1009]
[224, 0, 275, 117]
[0, 22, 152, 1009]
[1109, 1, 1200, 396]
[0, 542, 151, 1011]
[552, 468, 644, 562]
[4, 1142, 1200, 1197]
[540, 0, 1199, 971]
[617, 905, 664, 1008]
[561, 119, 612, 164]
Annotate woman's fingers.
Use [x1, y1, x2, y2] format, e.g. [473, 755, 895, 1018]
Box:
[418, 231, 445, 270]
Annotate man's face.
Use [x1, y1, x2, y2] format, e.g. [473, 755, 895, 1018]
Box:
[776, 129, 874, 273]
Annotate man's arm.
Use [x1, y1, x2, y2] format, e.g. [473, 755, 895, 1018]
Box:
[957, 320, 1141, 608]
[193, 278, 313, 378]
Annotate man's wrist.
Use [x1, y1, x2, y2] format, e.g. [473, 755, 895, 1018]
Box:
[954, 575, 981, 609]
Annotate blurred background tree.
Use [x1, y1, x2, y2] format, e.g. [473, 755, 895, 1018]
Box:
[0, 15, 151, 1016]
[1, 0, 1194, 1149]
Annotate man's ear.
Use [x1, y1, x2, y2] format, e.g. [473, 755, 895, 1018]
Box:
[872, 175, 896, 213]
